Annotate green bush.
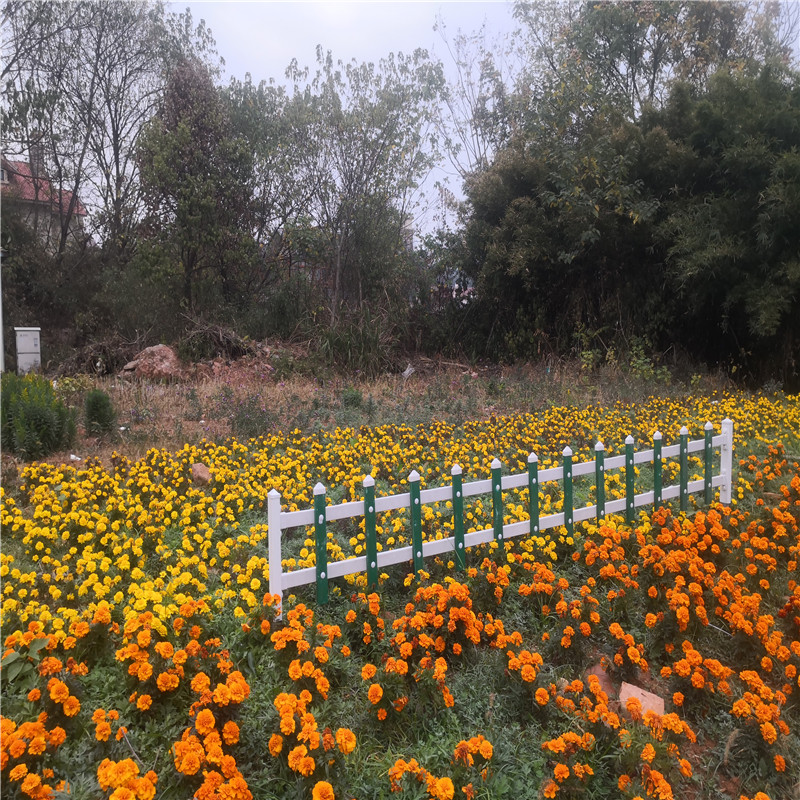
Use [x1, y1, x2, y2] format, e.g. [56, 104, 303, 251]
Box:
[85, 388, 117, 435]
[1, 373, 76, 460]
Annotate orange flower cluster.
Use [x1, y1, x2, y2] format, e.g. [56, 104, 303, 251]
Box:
[46, 677, 80, 717]
[452, 735, 493, 767]
[387, 580, 521, 710]
[97, 757, 158, 800]
[171, 667, 252, 800]
[388, 758, 456, 800]
[91, 708, 120, 742]
[269, 690, 356, 779]
[1, 715, 67, 799]
[390, 736, 494, 798]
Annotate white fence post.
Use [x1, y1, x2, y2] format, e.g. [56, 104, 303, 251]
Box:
[720, 418, 734, 505]
[268, 488, 283, 616]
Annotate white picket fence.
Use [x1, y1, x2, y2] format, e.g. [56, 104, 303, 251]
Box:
[267, 419, 734, 610]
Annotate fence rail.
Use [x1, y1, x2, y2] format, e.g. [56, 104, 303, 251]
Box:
[267, 419, 734, 610]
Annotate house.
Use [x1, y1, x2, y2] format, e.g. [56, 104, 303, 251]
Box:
[1, 150, 87, 251]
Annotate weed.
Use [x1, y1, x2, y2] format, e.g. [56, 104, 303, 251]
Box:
[85, 388, 117, 436]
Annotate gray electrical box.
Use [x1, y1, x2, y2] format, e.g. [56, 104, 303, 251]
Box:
[15, 327, 41, 374]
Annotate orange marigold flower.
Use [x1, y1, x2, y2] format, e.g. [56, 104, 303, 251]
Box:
[774, 754, 786, 772]
[672, 692, 684, 707]
[95, 721, 112, 741]
[222, 721, 239, 745]
[367, 684, 383, 704]
[137, 694, 152, 712]
[335, 728, 356, 755]
[432, 777, 455, 800]
[157, 672, 179, 693]
[543, 779, 559, 798]
[641, 743, 656, 763]
[268, 733, 283, 756]
[553, 763, 570, 782]
[48, 679, 69, 704]
[361, 663, 377, 681]
[63, 696, 81, 717]
[195, 708, 216, 736]
[535, 688, 550, 706]
[312, 780, 335, 800]
[27, 688, 41, 702]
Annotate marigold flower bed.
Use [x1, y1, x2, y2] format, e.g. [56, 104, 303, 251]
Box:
[1, 392, 798, 799]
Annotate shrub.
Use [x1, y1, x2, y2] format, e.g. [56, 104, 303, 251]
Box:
[342, 385, 363, 409]
[85, 388, 117, 435]
[1, 372, 76, 460]
[231, 394, 274, 440]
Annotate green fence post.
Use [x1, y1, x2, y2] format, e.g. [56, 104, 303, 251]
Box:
[679, 426, 689, 513]
[562, 447, 573, 538]
[313, 482, 329, 605]
[704, 421, 714, 505]
[595, 441, 605, 523]
[491, 458, 504, 545]
[364, 474, 378, 590]
[451, 464, 465, 570]
[653, 431, 662, 510]
[409, 470, 424, 574]
[528, 452, 539, 535]
[625, 435, 635, 524]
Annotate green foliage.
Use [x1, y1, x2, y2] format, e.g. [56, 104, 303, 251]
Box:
[317, 310, 397, 377]
[1, 373, 76, 460]
[341, 385, 363, 409]
[230, 394, 275, 441]
[84, 388, 117, 435]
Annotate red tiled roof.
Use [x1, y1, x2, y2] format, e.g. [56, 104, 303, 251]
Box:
[1, 158, 87, 216]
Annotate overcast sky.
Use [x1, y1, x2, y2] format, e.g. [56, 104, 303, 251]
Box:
[180, 1, 517, 87]
[176, 1, 518, 231]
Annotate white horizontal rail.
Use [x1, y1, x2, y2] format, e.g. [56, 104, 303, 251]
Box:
[267, 422, 733, 611]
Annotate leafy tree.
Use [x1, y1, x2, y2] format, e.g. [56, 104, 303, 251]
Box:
[2, 1, 219, 261]
[648, 66, 800, 380]
[136, 58, 258, 314]
[287, 47, 445, 321]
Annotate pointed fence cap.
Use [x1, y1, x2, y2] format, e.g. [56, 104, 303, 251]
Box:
[625, 435, 635, 445]
[313, 482, 326, 495]
[562, 446, 573, 457]
[451, 463, 462, 476]
[491, 458, 502, 470]
[680, 426, 688, 435]
[268, 488, 281, 498]
[363, 474, 375, 488]
[408, 470, 421, 482]
[595, 441, 605, 451]
[704, 421, 714, 430]
[654, 431, 662, 440]
[528, 452, 538, 463]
